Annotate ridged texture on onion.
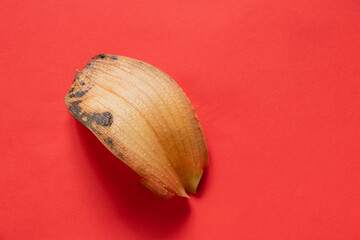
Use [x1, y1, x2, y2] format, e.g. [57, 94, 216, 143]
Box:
[64, 54, 208, 199]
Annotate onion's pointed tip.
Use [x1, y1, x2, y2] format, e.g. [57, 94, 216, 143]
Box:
[177, 188, 191, 199]
[185, 169, 204, 194]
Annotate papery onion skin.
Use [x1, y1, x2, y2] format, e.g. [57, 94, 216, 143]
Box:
[65, 54, 208, 199]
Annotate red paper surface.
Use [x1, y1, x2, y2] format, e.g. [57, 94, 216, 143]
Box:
[1, 0, 360, 239]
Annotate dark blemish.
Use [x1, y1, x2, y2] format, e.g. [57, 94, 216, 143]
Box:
[69, 90, 88, 98]
[99, 54, 106, 58]
[104, 137, 114, 149]
[110, 56, 118, 60]
[67, 100, 113, 131]
[81, 82, 85, 85]
[87, 62, 92, 66]
[68, 88, 74, 94]
[92, 112, 113, 127]
[66, 100, 89, 129]
[116, 151, 124, 160]
[68, 100, 82, 117]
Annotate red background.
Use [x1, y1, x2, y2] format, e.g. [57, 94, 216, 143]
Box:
[1, 0, 360, 239]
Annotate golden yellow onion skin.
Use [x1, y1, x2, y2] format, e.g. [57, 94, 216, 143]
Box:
[65, 54, 208, 199]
